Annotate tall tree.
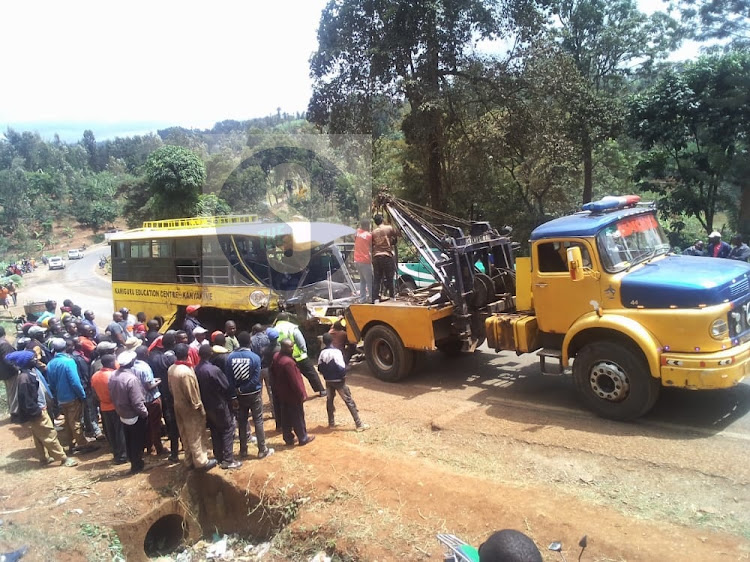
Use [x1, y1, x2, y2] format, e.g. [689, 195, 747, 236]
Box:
[82, 130, 98, 172]
[549, 0, 679, 202]
[627, 52, 750, 234]
[679, 0, 750, 47]
[435, 46, 587, 242]
[143, 145, 206, 220]
[309, 0, 538, 210]
[69, 172, 122, 231]
[0, 167, 32, 234]
[196, 193, 231, 217]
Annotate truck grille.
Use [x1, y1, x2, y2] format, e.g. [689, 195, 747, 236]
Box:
[728, 298, 750, 338]
[730, 277, 750, 300]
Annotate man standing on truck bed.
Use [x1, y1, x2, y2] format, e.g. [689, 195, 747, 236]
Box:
[354, 219, 374, 303]
[371, 214, 398, 301]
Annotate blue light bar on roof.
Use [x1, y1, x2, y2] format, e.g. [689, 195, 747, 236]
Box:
[582, 195, 641, 213]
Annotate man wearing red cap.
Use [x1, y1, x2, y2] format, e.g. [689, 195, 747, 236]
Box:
[183, 305, 203, 343]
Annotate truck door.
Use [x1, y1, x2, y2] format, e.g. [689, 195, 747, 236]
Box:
[532, 239, 600, 334]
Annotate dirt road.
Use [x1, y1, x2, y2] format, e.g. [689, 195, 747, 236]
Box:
[1, 253, 749, 561]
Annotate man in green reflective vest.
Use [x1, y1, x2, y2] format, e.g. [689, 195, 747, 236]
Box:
[274, 313, 326, 397]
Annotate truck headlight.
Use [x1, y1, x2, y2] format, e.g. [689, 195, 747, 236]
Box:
[710, 318, 729, 339]
[249, 290, 269, 308]
[731, 311, 742, 334]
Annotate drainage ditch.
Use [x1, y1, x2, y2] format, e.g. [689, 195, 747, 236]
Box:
[114, 471, 286, 561]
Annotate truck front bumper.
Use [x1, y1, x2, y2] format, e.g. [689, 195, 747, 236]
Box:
[660, 340, 750, 389]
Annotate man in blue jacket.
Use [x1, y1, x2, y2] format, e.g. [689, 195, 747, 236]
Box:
[318, 333, 368, 431]
[46, 338, 97, 454]
[225, 331, 273, 459]
[707, 231, 731, 258]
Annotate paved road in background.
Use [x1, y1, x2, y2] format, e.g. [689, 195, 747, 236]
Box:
[19, 244, 113, 327]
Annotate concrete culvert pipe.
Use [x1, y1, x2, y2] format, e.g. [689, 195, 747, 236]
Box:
[143, 513, 187, 557]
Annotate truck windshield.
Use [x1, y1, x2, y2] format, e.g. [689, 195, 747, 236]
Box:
[596, 213, 671, 273]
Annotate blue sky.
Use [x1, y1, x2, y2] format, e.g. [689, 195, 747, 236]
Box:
[1, 0, 698, 142]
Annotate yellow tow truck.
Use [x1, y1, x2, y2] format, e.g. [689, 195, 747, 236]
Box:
[345, 194, 750, 420]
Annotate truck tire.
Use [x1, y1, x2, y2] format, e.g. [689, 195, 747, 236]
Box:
[572, 341, 660, 421]
[364, 325, 415, 382]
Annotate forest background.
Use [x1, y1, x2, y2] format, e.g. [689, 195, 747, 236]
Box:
[0, 0, 748, 262]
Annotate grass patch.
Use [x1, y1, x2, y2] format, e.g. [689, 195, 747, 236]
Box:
[0, 386, 8, 415]
[80, 522, 125, 562]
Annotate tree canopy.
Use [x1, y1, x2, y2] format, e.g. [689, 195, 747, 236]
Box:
[627, 51, 750, 234]
[1, 0, 749, 262]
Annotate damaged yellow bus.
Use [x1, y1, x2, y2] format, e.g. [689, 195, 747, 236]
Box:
[109, 215, 358, 331]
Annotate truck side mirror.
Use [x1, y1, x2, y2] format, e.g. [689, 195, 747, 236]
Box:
[567, 246, 585, 282]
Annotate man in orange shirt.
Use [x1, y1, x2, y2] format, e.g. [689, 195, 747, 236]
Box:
[354, 219, 374, 303]
[91, 355, 128, 464]
[371, 214, 398, 301]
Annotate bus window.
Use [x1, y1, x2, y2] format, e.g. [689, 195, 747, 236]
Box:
[175, 237, 201, 257]
[130, 241, 150, 258]
[202, 237, 224, 256]
[113, 241, 126, 259]
[151, 240, 171, 258]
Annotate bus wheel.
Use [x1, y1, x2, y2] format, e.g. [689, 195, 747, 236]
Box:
[364, 325, 414, 382]
[572, 341, 660, 421]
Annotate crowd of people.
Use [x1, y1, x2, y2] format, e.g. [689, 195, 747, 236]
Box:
[0, 299, 368, 475]
[682, 231, 750, 260]
[5, 258, 35, 277]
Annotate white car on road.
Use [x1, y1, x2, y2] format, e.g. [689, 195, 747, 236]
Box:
[68, 249, 84, 260]
[48, 256, 65, 270]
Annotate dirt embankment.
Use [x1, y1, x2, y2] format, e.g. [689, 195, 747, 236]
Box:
[1, 380, 749, 561]
[1, 262, 750, 560]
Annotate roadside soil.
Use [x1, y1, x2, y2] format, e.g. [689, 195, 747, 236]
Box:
[1, 267, 749, 561]
[43, 222, 126, 259]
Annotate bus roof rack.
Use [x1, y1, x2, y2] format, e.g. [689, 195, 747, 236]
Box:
[142, 215, 260, 230]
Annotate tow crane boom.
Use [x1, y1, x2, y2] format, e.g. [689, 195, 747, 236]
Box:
[372, 191, 517, 351]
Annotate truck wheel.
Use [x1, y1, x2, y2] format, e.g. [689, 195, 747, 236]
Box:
[572, 341, 660, 421]
[364, 325, 415, 382]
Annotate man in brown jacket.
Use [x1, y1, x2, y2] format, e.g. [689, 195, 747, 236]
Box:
[371, 214, 398, 301]
[168, 344, 216, 471]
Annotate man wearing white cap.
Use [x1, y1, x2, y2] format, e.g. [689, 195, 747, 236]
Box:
[707, 231, 731, 258]
[108, 350, 149, 474]
[190, 326, 209, 350]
